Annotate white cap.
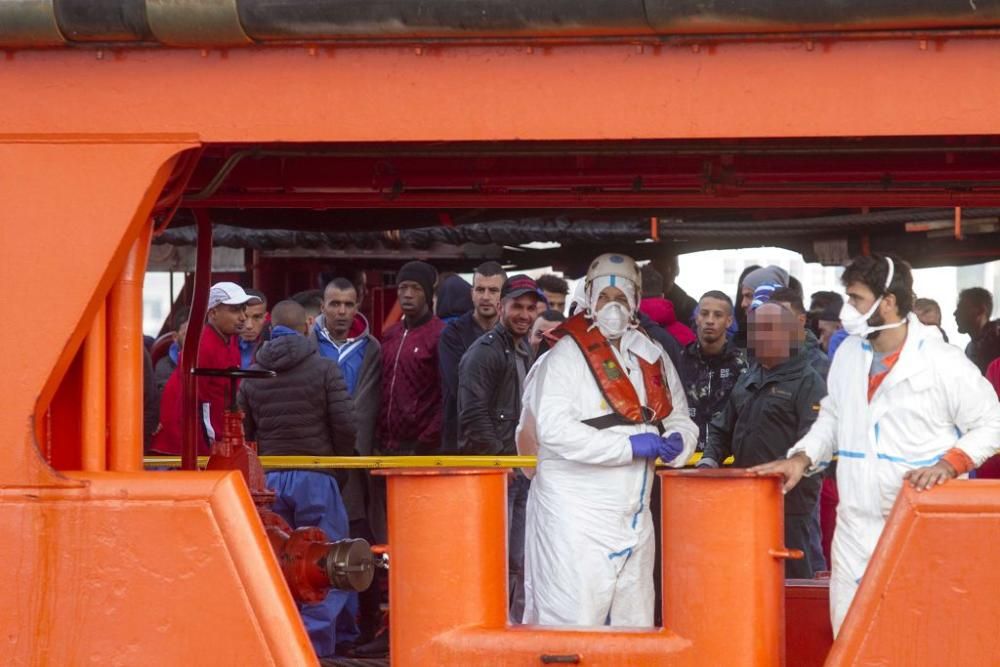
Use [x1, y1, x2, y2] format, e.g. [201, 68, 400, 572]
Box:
[207, 282, 262, 310]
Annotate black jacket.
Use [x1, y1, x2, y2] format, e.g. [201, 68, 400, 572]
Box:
[704, 350, 825, 515]
[237, 333, 357, 484]
[457, 323, 532, 455]
[438, 311, 491, 452]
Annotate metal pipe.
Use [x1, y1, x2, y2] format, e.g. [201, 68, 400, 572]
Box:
[81, 302, 107, 472]
[181, 210, 213, 471]
[107, 221, 154, 472]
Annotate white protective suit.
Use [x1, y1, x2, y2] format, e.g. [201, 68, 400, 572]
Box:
[517, 327, 698, 627]
[788, 314, 1000, 634]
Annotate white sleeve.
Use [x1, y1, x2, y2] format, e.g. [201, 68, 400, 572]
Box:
[658, 356, 699, 467]
[533, 345, 634, 467]
[943, 350, 1000, 465]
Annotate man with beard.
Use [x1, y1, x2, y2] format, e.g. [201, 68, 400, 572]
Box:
[458, 274, 543, 622]
[239, 288, 268, 368]
[753, 254, 1000, 635]
[516, 253, 697, 627]
[438, 261, 507, 452]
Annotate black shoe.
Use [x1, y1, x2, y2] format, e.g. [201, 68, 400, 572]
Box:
[349, 631, 389, 658]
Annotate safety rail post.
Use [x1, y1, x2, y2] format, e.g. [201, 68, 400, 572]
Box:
[660, 469, 788, 666]
[381, 468, 508, 665]
[81, 302, 107, 472]
[107, 221, 153, 471]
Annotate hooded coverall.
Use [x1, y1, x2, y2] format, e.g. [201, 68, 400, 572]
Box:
[517, 327, 698, 626]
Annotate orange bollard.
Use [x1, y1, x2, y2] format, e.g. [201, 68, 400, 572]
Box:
[384, 469, 509, 665]
[660, 469, 789, 666]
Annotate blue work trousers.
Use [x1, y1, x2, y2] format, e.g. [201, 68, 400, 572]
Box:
[266, 470, 359, 657]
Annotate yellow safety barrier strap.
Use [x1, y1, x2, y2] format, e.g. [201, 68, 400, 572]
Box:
[144, 452, 731, 469]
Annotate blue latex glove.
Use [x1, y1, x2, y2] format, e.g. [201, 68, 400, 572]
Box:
[629, 432, 661, 459]
[658, 432, 685, 463]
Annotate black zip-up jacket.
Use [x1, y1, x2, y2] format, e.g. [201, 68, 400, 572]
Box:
[237, 333, 357, 485]
[439, 311, 490, 452]
[703, 349, 826, 514]
[457, 323, 533, 455]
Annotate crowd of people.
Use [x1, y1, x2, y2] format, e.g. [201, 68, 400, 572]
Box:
[144, 251, 1000, 657]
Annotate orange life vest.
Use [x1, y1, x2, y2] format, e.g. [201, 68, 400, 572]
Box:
[553, 313, 673, 426]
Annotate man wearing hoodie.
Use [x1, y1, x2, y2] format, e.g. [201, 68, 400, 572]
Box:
[314, 277, 384, 645]
[698, 302, 826, 578]
[438, 261, 507, 452]
[738, 265, 790, 314]
[435, 273, 474, 324]
[237, 300, 357, 659]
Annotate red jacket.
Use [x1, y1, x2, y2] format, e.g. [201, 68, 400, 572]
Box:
[378, 313, 446, 453]
[639, 297, 697, 347]
[149, 325, 240, 455]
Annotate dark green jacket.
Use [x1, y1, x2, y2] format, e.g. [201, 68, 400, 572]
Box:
[704, 349, 826, 514]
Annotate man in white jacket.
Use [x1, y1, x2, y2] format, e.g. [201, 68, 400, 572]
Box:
[516, 253, 698, 627]
[753, 254, 1000, 636]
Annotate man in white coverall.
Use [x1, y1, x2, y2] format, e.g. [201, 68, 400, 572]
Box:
[516, 253, 698, 627]
[754, 254, 1000, 636]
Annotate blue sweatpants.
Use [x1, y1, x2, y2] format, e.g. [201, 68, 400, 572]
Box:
[266, 470, 359, 657]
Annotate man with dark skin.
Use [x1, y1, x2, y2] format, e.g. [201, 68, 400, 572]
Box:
[379, 261, 446, 455]
[458, 275, 542, 622]
[955, 287, 1000, 373]
[438, 262, 507, 452]
[752, 254, 1000, 635]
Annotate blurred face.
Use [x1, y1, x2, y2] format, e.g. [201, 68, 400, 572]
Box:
[594, 286, 631, 312]
[472, 273, 503, 321]
[696, 297, 733, 347]
[324, 286, 359, 340]
[542, 290, 566, 314]
[397, 280, 429, 318]
[208, 304, 246, 336]
[501, 294, 540, 339]
[749, 303, 798, 369]
[954, 297, 982, 334]
[531, 316, 561, 353]
[240, 302, 267, 343]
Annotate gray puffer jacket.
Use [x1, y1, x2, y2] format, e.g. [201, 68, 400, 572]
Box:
[237, 332, 357, 485]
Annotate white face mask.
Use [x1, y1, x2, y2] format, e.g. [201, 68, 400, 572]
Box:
[595, 302, 630, 339]
[839, 257, 906, 339]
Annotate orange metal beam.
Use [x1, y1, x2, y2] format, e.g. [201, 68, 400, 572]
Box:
[0, 143, 189, 487]
[5, 40, 1000, 143]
